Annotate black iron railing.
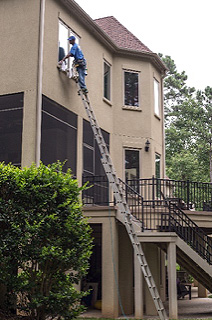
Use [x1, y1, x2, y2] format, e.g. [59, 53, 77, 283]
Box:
[127, 177, 212, 211]
[119, 179, 143, 223]
[161, 202, 212, 264]
[82, 175, 112, 206]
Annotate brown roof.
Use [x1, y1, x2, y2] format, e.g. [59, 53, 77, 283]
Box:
[94, 16, 152, 54]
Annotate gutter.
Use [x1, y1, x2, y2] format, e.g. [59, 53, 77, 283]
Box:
[60, 0, 168, 74]
[36, 0, 45, 167]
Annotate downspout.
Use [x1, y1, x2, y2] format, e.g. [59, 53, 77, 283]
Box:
[36, 0, 45, 167]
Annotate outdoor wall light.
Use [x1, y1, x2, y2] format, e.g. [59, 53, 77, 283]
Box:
[145, 139, 150, 152]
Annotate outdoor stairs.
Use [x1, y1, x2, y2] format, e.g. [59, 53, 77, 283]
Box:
[132, 195, 212, 293]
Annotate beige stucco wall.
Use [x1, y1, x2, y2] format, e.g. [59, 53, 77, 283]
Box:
[41, 0, 165, 180]
[0, 0, 165, 178]
[0, 0, 41, 166]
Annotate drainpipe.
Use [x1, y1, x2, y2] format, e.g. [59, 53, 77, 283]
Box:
[36, 0, 45, 167]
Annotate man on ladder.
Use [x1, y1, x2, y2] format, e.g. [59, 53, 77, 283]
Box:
[59, 35, 88, 94]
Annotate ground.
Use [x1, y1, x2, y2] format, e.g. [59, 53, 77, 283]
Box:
[0, 310, 28, 319]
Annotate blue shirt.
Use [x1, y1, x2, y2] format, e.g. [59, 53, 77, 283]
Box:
[69, 43, 84, 60]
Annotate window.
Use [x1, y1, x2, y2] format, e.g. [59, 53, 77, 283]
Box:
[58, 20, 79, 69]
[104, 62, 111, 100]
[154, 78, 160, 117]
[83, 120, 110, 205]
[125, 149, 140, 181]
[0, 93, 23, 166]
[124, 71, 139, 107]
[155, 154, 161, 179]
[41, 96, 77, 175]
[83, 119, 109, 176]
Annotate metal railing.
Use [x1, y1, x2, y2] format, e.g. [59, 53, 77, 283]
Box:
[82, 175, 112, 206]
[127, 177, 212, 211]
[82, 175, 212, 265]
[161, 201, 212, 264]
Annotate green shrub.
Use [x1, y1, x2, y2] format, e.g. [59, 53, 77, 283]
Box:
[0, 162, 93, 320]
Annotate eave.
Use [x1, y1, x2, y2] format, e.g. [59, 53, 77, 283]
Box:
[59, 0, 168, 75]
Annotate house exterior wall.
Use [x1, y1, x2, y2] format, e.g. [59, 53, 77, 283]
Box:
[0, 0, 41, 166]
[0, 0, 166, 317]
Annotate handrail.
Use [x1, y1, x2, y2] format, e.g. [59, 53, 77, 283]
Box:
[126, 177, 212, 211]
[161, 200, 212, 265]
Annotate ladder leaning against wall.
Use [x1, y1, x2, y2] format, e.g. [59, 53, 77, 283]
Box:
[76, 82, 168, 320]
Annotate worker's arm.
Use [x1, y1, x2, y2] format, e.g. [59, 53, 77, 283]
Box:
[59, 53, 73, 63]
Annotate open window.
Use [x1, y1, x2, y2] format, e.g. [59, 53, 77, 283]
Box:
[58, 20, 80, 70]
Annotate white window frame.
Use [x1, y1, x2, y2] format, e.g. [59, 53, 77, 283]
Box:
[154, 78, 160, 117]
[123, 69, 140, 108]
[103, 60, 111, 102]
[58, 19, 80, 70]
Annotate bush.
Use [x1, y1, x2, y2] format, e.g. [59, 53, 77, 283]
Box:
[0, 162, 93, 320]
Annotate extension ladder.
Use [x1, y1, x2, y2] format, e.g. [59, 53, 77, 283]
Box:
[77, 83, 168, 320]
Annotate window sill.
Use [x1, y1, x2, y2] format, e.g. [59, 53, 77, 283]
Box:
[154, 113, 161, 120]
[122, 106, 142, 112]
[103, 97, 112, 106]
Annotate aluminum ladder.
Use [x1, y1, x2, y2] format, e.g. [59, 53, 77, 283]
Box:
[77, 83, 168, 320]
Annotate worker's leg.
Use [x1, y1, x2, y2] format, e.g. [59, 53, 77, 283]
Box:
[77, 66, 87, 89]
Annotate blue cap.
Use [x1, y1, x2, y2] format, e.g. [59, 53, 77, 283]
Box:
[68, 35, 76, 41]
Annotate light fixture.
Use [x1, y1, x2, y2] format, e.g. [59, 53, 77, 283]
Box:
[145, 139, 150, 152]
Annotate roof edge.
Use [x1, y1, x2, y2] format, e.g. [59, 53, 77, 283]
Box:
[59, 0, 168, 74]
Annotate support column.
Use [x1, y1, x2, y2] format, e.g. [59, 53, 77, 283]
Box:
[76, 116, 83, 185]
[102, 218, 119, 318]
[134, 250, 143, 318]
[119, 225, 133, 315]
[143, 243, 160, 316]
[198, 282, 207, 298]
[167, 242, 178, 319]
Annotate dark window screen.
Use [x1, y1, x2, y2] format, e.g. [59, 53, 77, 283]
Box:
[83, 119, 109, 176]
[41, 96, 77, 175]
[124, 71, 139, 107]
[0, 92, 23, 166]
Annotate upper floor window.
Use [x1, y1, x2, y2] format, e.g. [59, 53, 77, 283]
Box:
[154, 78, 160, 117]
[104, 61, 111, 101]
[124, 71, 139, 107]
[58, 20, 79, 68]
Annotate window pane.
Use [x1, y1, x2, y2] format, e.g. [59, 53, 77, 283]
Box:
[154, 79, 160, 116]
[104, 62, 110, 100]
[155, 154, 161, 178]
[58, 21, 69, 61]
[0, 93, 23, 166]
[83, 119, 94, 147]
[124, 72, 139, 107]
[125, 150, 140, 180]
[83, 146, 94, 174]
[41, 96, 77, 175]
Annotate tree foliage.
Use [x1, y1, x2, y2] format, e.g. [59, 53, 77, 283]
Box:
[159, 54, 212, 182]
[0, 162, 93, 320]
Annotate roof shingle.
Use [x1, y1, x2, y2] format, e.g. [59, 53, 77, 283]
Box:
[94, 16, 152, 54]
